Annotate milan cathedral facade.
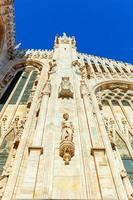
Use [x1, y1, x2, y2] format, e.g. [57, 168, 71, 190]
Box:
[0, 1, 133, 199]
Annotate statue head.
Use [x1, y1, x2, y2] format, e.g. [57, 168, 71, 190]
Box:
[63, 113, 69, 120]
[62, 77, 69, 82]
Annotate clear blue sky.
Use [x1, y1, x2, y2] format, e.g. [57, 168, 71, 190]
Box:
[15, 0, 133, 63]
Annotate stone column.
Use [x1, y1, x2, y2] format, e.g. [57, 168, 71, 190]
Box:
[19, 80, 51, 199]
[2, 63, 49, 200]
[80, 79, 118, 200]
[86, 80, 128, 200]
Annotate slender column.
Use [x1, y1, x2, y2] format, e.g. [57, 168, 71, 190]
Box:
[19, 80, 51, 199]
[119, 101, 133, 129]
[0, 71, 33, 147]
[2, 63, 49, 200]
[80, 80, 118, 199]
[80, 80, 102, 147]
[108, 101, 133, 158]
[86, 80, 127, 200]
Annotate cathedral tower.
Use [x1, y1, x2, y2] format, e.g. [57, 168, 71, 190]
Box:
[0, 1, 133, 200]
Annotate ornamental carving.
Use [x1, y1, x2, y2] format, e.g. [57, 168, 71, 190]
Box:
[80, 79, 89, 98]
[104, 118, 116, 150]
[49, 59, 57, 75]
[72, 60, 91, 79]
[58, 77, 73, 99]
[59, 113, 75, 165]
[42, 79, 51, 97]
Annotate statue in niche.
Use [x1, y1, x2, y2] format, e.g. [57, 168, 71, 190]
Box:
[59, 113, 75, 165]
[58, 77, 73, 99]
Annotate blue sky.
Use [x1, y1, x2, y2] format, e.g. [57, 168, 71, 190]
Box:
[15, 0, 133, 63]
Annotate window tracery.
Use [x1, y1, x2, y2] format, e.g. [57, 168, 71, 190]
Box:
[96, 83, 133, 187]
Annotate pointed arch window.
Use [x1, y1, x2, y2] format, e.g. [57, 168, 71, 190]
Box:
[0, 71, 23, 111]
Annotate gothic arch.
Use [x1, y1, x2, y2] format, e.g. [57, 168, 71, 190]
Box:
[0, 60, 44, 113]
[12, 60, 44, 71]
[94, 80, 133, 93]
[94, 80, 133, 186]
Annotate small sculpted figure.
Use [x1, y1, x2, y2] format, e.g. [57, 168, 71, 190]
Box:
[58, 77, 73, 99]
[59, 113, 75, 165]
[61, 113, 74, 142]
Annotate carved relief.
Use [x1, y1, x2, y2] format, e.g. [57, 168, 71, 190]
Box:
[58, 77, 73, 99]
[59, 113, 75, 165]
[104, 118, 116, 150]
[108, 118, 116, 150]
[48, 59, 57, 75]
[72, 60, 91, 79]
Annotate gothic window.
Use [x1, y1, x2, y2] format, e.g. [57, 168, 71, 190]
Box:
[0, 68, 38, 112]
[0, 68, 38, 175]
[0, 71, 23, 111]
[9, 71, 30, 104]
[20, 71, 38, 104]
[97, 84, 133, 187]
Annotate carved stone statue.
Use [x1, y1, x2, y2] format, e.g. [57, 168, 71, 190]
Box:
[59, 113, 75, 165]
[49, 59, 57, 74]
[43, 79, 51, 96]
[61, 113, 74, 141]
[80, 80, 89, 98]
[58, 77, 73, 99]
[108, 118, 116, 150]
[120, 170, 130, 179]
